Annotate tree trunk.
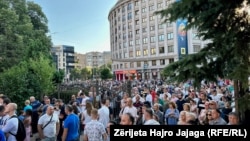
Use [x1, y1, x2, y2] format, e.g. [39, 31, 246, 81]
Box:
[234, 80, 239, 118]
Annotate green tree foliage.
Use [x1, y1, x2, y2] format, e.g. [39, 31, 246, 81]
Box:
[0, 55, 55, 109]
[0, 0, 54, 104]
[100, 67, 113, 80]
[0, 0, 52, 72]
[156, 0, 250, 113]
[81, 67, 91, 80]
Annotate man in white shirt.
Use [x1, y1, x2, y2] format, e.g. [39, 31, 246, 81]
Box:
[145, 89, 153, 107]
[81, 92, 89, 112]
[98, 99, 110, 127]
[122, 98, 137, 124]
[38, 105, 59, 141]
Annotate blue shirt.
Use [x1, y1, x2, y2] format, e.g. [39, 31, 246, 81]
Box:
[64, 113, 79, 141]
[24, 105, 33, 112]
[0, 129, 6, 141]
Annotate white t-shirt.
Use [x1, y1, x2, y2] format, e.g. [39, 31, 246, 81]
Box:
[81, 96, 89, 111]
[82, 110, 91, 124]
[38, 113, 59, 138]
[0, 115, 10, 129]
[2, 116, 18, 141]
[98, 106, 110, 127]
[123, 106, 138, 119]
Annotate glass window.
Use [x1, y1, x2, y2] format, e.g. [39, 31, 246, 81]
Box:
[168, 45, 174, 53]
[151, 48, 156, 55]
[159, 47, 165, 54]
[158, 34, 165, 41]
[143, 49, 148, 56]
[167, 32, 174, 40]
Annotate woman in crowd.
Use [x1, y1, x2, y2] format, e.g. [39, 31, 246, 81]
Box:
[165, 102, 179, 125]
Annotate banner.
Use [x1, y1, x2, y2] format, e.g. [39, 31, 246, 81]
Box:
[110, 125, 250, 141]
[176, 19, 188, 60]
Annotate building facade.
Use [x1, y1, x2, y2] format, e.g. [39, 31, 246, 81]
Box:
[75, 53, 86, 69]
[85, 51, 111, 68]
[51, 45, 75, 81]
[108, 0, 209, 81]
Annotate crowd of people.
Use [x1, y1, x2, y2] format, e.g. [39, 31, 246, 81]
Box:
[0, 78, 241, 141]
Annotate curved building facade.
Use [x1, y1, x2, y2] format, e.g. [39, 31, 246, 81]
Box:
[108, 0, 208, 81]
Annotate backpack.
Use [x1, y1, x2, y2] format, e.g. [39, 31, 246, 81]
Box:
[9, 115, 26, 141]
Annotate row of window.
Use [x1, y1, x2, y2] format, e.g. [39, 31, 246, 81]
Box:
[112, 32, 174, 49]
[113, 58, 175, 70]
[113, 45, 174, 59]
[112, 45, 201, 59]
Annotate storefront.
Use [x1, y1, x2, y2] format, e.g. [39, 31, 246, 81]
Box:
[115, 70, 137, 81]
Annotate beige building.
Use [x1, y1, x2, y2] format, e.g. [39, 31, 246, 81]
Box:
[108, 0, 209, 80]
[85, 51, 111, 68]
[74, 53, 86, 69]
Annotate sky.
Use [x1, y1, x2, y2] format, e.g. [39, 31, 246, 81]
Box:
[32, 0, 117, 54]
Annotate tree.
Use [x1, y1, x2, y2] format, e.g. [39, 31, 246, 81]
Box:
[156, 0, 250, 120]
[52, 69, 65, 99]
[80, 67, 91, 80]
[100, 67, 112, 80]
[0, 0, 52, 72]
[0, 55, 55, 109]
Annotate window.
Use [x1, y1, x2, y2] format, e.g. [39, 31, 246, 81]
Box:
[129, 51, 133, 57]
[122, 6, 125, 12]
[158, 24, 164, 29]
[119, 43, 122, 49]
[143, 37, 148, 44]
[123, 33, 126, 39]
[136, 50, 141, 56]
[167, 32, 174, 40]
[129, 40, 133, 46]
[128, 31, 132, 38]
[150, 36, 155, 43]
[142, 28, 147, 32]
[193, 45, 201, 52]
[151, 48, 156, 55]
[142, 17, 147, 23]
[124, 63, 128, 68]
[128, 23, 132, 29]
[123, 42, 127, 48]
[137, 61, 141, 67]
[143, 49, 148, 56]
[122, 15, 126, 21]
[158, 34, 165, 41]
[169, 58, 174, 63]
[159, 47, 165, 53]
[135, 20, 139, 25]
[160, 59, 165, 65]
[168, 45, 174, 53]
[123, 24, 126, 30]
[142, 7, 146, 13]
[152, 60, 156, 66]
[136, 29, 140, 34]
[130, 62, 134, 68]
[149, 5, 154, 11]
[157, 3, 163, 8]
[149, 16, 154, 21]
[167, 22, 172, 27]
[135, 39, 140, 45]
[128, 12, 132, 20]
[135, 1, 139, 6]
[135, 10, 139, 15]
[120, 64, 123, 69]
[127, 3, 132, 10]
[150, 26, 155, 31]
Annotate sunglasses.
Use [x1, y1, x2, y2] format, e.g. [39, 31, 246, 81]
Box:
[206, 114, 212, 116]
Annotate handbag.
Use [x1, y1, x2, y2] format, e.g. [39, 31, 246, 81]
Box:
[42, 114, 53, 130]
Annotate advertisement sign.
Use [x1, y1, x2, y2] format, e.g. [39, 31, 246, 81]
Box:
[176, 18, 188, 59]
